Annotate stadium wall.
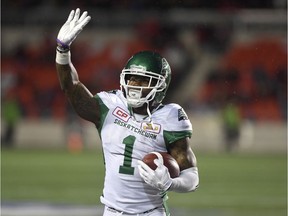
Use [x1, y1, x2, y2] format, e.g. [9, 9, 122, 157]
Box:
[5, 115, 286, 154]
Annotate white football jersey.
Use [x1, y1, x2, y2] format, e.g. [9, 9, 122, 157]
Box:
[94, 90, 193, 214]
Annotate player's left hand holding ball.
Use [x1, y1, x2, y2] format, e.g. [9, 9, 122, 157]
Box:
[57, 8, 91, 52]
[138, 155, 173, 192]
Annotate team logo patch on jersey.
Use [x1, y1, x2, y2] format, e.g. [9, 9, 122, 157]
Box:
[178, 108, 188, 121]
[141, 122, 161, 134]
[113, 107, 130, 122]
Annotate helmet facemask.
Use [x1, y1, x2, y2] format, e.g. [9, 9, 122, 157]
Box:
[120, 51, 171, 121]
[120, 68, 167, 108]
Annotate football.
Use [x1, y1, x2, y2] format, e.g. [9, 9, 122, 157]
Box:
[142, 152, 180, 178]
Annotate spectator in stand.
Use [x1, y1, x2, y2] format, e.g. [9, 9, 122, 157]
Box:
[221, 97, 241, 152]
[1, 90, 21, 148]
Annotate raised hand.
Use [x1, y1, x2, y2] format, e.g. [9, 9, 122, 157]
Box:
[57, 8, 91, 52]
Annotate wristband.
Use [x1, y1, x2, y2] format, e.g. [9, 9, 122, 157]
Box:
[56, 50, 71, 65]
[56, 39, 70, 51]
[56, 46, 70, 53]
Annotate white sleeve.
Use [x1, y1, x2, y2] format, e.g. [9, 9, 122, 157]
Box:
[169, 167, 199, 193]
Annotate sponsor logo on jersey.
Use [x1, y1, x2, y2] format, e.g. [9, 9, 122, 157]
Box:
[178, 108, 188, 121]
[113, 107, 130, 122]
[141, 122, 161, 134]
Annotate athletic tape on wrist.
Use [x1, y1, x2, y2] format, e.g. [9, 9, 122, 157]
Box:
[56, 50, 71, 65]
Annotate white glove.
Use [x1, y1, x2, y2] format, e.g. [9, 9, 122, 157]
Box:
[57, 8, 91, 51]
[138, 156, 172, 192]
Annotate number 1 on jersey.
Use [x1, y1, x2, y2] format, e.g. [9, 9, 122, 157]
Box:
[119, 135, 135, 175]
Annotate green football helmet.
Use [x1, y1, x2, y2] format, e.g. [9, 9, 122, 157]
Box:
[120, 50, 171, 108]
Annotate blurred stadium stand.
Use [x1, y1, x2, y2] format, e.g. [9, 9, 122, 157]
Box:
[1, 1, 287, 152]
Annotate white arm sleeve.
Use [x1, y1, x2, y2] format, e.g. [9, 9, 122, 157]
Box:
[169, 167, 199, 193]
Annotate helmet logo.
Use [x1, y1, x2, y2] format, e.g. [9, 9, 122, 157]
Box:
[161, 58, 169, 78]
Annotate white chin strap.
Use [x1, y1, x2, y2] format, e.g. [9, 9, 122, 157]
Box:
[127, 89, 144, 108]
[126, 87, 157, 108]
[126, 88, 158, 122]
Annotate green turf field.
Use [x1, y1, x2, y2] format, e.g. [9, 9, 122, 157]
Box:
[1, 149, 287, 216]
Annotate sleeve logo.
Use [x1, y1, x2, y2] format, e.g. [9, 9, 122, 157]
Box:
[178, 108, 188, 121]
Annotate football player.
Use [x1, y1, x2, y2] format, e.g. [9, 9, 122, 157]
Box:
[56, 8, 199, 216]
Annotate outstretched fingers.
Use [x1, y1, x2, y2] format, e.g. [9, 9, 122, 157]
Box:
[78, 11, 88, 23]
[66, 9, 75, 23]
[72, 8, 81, 23]
[79, 15, 91, 29]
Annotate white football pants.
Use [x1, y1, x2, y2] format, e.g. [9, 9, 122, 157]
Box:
[103, 206, 168, 216]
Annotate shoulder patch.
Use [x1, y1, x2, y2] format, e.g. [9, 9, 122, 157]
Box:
[178, 108, 188, 121]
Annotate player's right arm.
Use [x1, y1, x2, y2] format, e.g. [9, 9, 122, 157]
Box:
[56, 62, 100, 124]
[55, 9, 100, 125]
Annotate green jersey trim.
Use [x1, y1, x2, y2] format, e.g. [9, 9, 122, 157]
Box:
[94, 95, 109, 136]
[163, 130, 192, 146]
